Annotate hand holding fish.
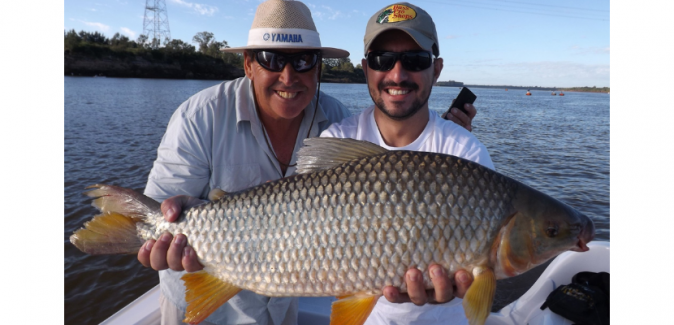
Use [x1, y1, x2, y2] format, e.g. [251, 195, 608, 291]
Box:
[137, 195, 206, 272]
[384, 266, 473, 305]
[442, 102, 476, 132]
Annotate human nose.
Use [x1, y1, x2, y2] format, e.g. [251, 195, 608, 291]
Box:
[278, 62, 298, 85]
[387, 59, 409, 83]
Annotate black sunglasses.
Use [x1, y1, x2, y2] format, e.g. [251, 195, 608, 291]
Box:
[366, 51, 433, 72]
[254, 50, 320, 73]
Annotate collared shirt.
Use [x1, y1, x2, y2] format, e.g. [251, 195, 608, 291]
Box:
[144, 76, 351, 325]
[320, 105, 494, 325]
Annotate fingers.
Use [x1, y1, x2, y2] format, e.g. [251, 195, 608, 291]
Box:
[182, 246, 204, 272]
[453, 269, 473, 299]
[137, 239, 154, 268]
[149, 232, 173, 270]
[160, 195, 206, 222]
[404, 268, 428, 305]
[429, 264, 454, 304]
[161, 197, 184, 222]
[445, 103, 477, 132]
[167, 234, 188, 271]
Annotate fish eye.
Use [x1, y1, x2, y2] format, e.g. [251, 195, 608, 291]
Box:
[546, 225, 559, 237]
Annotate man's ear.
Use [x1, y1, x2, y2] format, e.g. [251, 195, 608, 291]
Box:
[362, 58, 368, 83]
[432, 57, 444, 84]
[243, 51, 254, 80]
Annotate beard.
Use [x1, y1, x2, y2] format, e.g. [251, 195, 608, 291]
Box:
[370, 80, 431, 121]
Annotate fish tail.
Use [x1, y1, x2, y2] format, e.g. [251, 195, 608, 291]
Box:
[70, 184, 162, 255]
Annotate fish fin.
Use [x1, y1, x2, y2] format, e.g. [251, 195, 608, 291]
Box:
[462, 267, 496, 325]
[84, 184, 161, 219]
[329, 293, 380, 325]
[181, 271, 242, 325]
[207, 188, 228, 201]
[70, 212, 145, 254]
[297, 138, 389, 174]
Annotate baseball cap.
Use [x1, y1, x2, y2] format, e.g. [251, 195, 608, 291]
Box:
[363, 2, 439, 57]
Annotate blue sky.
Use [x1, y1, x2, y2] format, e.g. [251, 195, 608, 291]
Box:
[64, 0, 609, 88]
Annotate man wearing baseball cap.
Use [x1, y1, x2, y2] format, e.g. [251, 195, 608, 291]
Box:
[137, 1, 474, 324]
[321, 3, 494, 323]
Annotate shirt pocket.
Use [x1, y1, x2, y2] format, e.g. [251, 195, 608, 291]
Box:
[211, 164, 262, 193]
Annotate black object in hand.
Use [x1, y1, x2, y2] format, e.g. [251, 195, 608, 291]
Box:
[444, 87, 476, 119]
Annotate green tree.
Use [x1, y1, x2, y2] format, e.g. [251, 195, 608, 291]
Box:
[193, 31, 215, 53]
[137, 34, 149, 48]
[164, 39, 196, 53]
[64, 29, 81, 50]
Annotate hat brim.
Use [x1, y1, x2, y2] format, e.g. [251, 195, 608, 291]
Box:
[221, 45, 349, 58]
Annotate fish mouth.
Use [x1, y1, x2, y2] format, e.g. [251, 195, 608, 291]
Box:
[571, 217, 595, 252]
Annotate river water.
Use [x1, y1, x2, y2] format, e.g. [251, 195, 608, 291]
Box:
[64, 77, 609, 324]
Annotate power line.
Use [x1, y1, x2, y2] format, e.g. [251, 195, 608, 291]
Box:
[416, 0, 609, 21]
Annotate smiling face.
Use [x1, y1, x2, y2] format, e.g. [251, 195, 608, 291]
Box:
[244, 49, 320, 122]
[363, 30, 443, 121]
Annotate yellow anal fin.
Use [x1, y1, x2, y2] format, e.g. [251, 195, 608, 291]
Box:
[181, 271, 242, 325]
[330, 293, 380, 325]
[208, 188, 228, 201]
[462, 266, 496, 325]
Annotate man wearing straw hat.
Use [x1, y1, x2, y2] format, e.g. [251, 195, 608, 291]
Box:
[137, 0, 474, 324]
[320, 2, 494, 324]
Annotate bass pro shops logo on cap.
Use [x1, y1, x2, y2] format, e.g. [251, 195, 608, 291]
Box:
[376, 4, 417, 23]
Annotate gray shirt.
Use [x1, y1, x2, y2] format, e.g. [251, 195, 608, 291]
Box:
[144, 76, 351, 325]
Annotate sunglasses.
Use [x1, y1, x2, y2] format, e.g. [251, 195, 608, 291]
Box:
[366, 51, 433, 72]
[253, 50, 320, 73]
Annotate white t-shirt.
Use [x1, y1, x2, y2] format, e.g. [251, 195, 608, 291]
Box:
[320, 105, 495, 325]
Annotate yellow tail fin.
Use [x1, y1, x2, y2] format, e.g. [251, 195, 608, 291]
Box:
[182, 271, 242, 325]
[70, 212, 144, 255]
[462, 266, 496, 325]
[70, 184, 162, 255]
[330, 293, 380, 325]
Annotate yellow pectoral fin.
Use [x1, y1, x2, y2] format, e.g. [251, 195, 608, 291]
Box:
[208, 188, 228, 201]
[181, 271, 242, 325]
[462, 267, 496, 325]
[330, 293, 380, 325]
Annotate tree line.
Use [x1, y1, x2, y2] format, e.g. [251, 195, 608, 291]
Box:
[64, 30, 365, 83]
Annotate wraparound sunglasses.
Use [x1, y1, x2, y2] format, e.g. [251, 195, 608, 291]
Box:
[254, 50, 320, 73]
[366, 50, 433, 72]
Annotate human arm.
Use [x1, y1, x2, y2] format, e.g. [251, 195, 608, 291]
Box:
[139, 99, 215, 271]
[442, 102, 476, 132]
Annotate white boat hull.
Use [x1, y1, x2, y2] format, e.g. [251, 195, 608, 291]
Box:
[100, 241, 610, 325]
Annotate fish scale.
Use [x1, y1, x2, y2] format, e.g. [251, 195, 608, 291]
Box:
[139, 150, 515, 297]
[71, 138, 594, 325]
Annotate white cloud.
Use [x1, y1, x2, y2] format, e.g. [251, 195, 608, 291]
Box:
[170, 0, 218, 16]
[120, 27, 136, 38]
[80, 20, 110, 32]
[570, 45, 610, 55]
[445, 35, 459, 40]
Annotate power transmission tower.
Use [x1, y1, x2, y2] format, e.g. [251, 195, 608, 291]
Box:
[142, 0, 171, 48]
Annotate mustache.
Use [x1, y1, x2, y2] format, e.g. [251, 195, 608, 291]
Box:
[378, 80, 419, 91]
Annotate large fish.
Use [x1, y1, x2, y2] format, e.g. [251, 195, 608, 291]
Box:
[70, 138, 594, 325]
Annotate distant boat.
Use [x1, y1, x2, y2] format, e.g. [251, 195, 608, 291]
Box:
[559, 91, 565, 96]
[551, 92, 557, 96]
[526, 90, 532, 96]
[505, 88, 508, 91]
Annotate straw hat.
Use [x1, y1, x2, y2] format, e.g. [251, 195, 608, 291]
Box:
[221, 0, 349, 58]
